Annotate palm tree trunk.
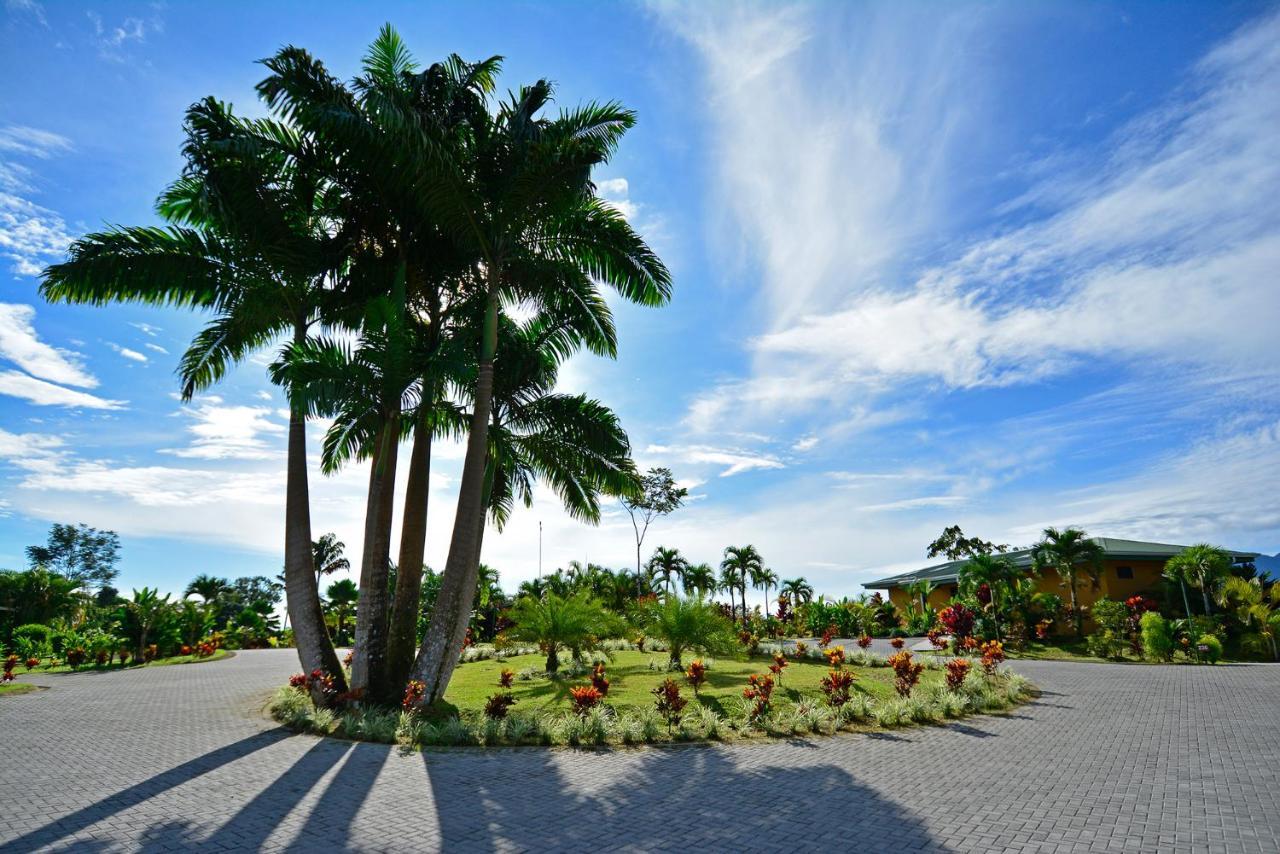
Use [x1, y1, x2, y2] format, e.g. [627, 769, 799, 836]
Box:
[1069, 574, 1082, 639]
[349, 413, 401, 703]
[283, 360, 346, 704]
[1201, 585, 1213, 616]
[385, 415, 433, 696]
[411, 287, 499, 704]
[1179, 579, 1192, 619]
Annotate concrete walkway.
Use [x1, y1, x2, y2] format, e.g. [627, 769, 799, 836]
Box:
[1, 648, 1278, 853]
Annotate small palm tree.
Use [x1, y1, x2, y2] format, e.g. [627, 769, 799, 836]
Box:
[1165, 544, 1232, 617]
[184, 574, 229, 605]
[505, 591, 622, 673]
[958, 554, 1019, 640]
[129, 587, 172, 658]
[720, 545, 763, 626]
[1032, 527, 1104, 638]
[312, 534, 350, 584]
[682, 563, 717, 598]
[647, 546, 690, 597]
[781, 577, 814, 606]
[643, 596, 739, 668]
[325, 579, 359, 645]
[751, 565, 779, 618]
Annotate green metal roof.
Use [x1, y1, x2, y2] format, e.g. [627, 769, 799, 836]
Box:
[863, 537, 1259, 590]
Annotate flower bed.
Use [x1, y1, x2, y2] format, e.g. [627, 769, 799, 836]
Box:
[268, 647, 1034, 748]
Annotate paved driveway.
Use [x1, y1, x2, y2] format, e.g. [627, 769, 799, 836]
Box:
[1, 649, 1277, 853]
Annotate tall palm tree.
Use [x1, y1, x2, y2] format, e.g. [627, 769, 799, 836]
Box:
[751, 565, 778, 618]
[42, 97, 349, 700]
[647, 546, 690, 598]
[781, 577, 814, 606]
[682, 563, 717, 598]
[1165, 544, 1232, 617]
[720, 545, 762, 627]
[958, 554, 1019, 640]
[405, 80, 670, 703]
[1031, 527, 1104, 639]
[312, 534, 350, 584]
[184, 574, 230, 605]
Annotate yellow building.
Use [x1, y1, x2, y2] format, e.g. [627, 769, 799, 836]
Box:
[865, 537, 1257, 620]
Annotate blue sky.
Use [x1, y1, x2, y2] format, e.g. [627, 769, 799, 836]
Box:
[1, 0, 1278, 599]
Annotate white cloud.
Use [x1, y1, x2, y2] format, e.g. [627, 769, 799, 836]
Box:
[0, 192, 73, 276]
[160, 403, 286, 460]
[644, 442, 784, 477]
[0, 303, 97, 386]
[0, 370, 123, 409]
[0, 125, 71, 159]
[107, 342, 148, 363]
[143, 343, 168, 354]
[4, 0, 47, 27]
[129, 322, 162, 337]
[255, 390, 272, 401]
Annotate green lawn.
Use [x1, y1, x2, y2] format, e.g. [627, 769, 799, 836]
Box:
[17, 647, 232, 675]
[443, 649, 915, 715]
[0, 682, 39, 697]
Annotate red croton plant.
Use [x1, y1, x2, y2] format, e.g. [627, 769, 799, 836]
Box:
[887, 651, 924, 698]
[590, 663, 610, 697]
[945, 658, 971, 692]
[484, 692, 517, 719]
[684, 659, 707, 695]
[824, 646, 846, 669]
[498, 668, 515, 688]
[742, 673, 775, 721]
[820, 668, 855, 707]
[857, 634, 872, 650]
[653, 678, 687, 734]
[569, 685, 603, 716]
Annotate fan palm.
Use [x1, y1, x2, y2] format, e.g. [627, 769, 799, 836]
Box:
[1031, 527, 1104, 639]
[41, 97, 349, 698]
[720, 545, 762, 626]
[647, 547, 690, 598]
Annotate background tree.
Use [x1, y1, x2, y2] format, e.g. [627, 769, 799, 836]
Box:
[184, 574, 229, 605]
[751, 565, 778, 617]
[647, 546, 689, 597]
[682, 563, 717, 598]
[1031, 527, 1104, 638]
[1165, 544, 1233, 617]
[622, 468, 688, 595]
[781, 577, 813, 606]
[25, 523, 121, 589]
[312, 534, 350, 583]
[325, 579, 359, 645]
[927, 525, 1010, 561]
[720, 545, 762, 626]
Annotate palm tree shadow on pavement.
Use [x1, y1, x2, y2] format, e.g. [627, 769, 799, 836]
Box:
[421, 744, 949, 853]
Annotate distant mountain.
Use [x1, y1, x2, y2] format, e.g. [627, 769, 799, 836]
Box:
[1251, 552, 1280, 579]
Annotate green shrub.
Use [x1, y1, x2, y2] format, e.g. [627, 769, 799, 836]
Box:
[12, 624, 53, 653]
[1086, 628, 1127, 660]
[1139, 612, 1174, 661]
[1197, 634, 1222, 664]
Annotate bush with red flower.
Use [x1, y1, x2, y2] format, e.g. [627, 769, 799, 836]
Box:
[887, 651, 924, 698]
[569, 685, 603, 716]
[980, 640, 1005, 675]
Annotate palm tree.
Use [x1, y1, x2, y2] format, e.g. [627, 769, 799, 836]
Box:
[42, 96, 349, 700]
[682, 563, 717, 598]
[751, 565, 778, 617]
[647, 547, 690, 597]
[505, 591, 622, 673]
[958, 554, 1019, 640]
[406, 78, 670, 704]
[184, 574, 229, 605]
[312, 534, 350, 584]
[781, 577, 814, 606]
[642, 596, 739, 668]
[1031, 527, 1104, 639]
[129, 587, 172, 658]
[720, 545, 763, 627]
[1165, 544, 1232, 617]
[325, 579, 359, 646]
[902, 578, 933, 613]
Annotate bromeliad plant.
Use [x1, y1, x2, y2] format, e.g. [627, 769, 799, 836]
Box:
[887, 651, 924, 698]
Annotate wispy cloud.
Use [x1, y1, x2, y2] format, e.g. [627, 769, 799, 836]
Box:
[160, 403, 286, 460]
[0, 370, 123, 409]
[107, 342, 148, 363]
[644, 442, 784, 477]
[0, 303, 96, 386]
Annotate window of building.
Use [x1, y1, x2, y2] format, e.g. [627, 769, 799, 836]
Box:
[1116, 566, 1134, 580]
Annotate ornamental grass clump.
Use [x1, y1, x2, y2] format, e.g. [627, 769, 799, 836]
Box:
[945, 658, 971, 692]
[652, 678, 688, 735]
[887, 651, 924, 698]
[684, 659, 707, 695]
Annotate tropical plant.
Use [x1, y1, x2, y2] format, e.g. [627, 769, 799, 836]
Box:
[780, 577, 813, 606]
[127, 588, 172, 659]
[325, 579, 359, 646]
[681, 563, 717, 599]
[720, 545, 763, 627]
[958, 554, 1019, 640]
[750, 565, 779, 618]
[643, 596, 739, 668]
[504, 591, 622, 673]
[1031, 527, 1104, 638]
[312, 533, 350, 583]
[646, 546, 689, 598]
[1165, 544, 1233, 617]
[184, 574, 229, 605]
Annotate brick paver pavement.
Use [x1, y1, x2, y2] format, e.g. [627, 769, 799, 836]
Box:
[1, 649, 1278, 852]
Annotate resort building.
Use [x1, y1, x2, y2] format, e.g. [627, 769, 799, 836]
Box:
[864, 537, 1258, 614]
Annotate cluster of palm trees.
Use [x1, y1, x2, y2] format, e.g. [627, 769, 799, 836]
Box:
[642, 544, 811, 624]
[41, 28, 669, 707]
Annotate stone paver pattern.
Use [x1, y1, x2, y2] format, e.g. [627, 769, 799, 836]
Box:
[1, 648, 1278, 853]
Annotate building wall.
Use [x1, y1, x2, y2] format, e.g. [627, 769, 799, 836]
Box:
[885, 558, 1168, 627]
